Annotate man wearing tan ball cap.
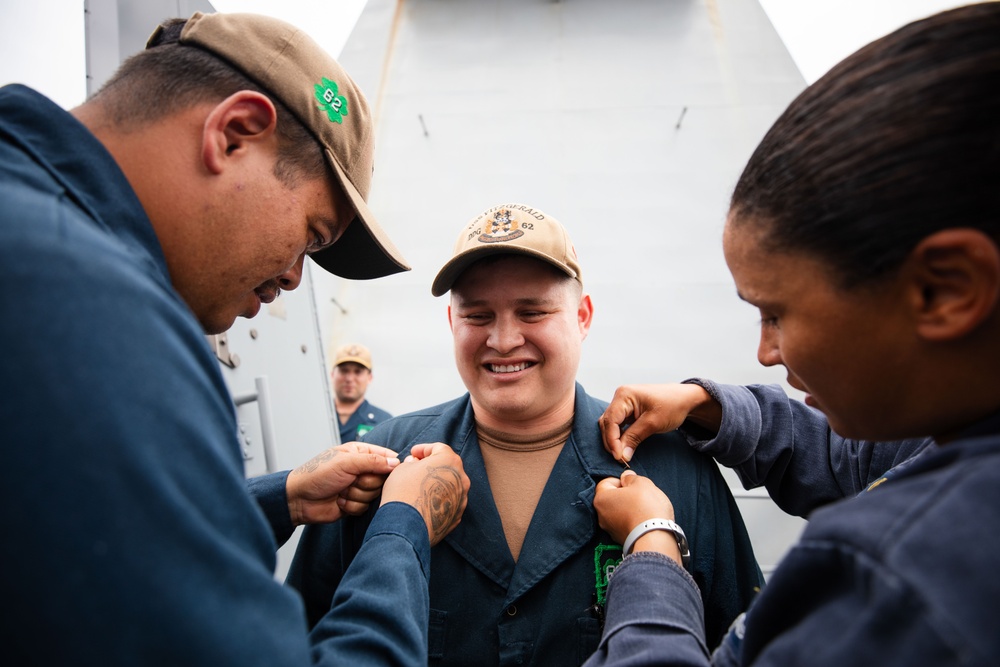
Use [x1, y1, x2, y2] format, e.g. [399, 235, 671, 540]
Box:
[331, 343, 393, 443]
[1, 10, 468, 665]
[288, 203, 763, 665]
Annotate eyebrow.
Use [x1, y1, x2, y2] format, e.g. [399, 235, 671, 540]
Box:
[735, 289, 770, 311]
[455, 296, 559, 308]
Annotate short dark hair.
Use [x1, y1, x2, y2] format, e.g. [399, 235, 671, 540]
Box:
[730, 3, 1000, 289]
[91, 18, 327, 186]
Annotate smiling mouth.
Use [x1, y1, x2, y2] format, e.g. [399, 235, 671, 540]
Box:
[488, 362, 534, 374]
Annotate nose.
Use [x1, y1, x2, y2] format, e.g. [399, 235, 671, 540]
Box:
[487, 315, 524, 354]
[278, 253, 305, 291]
[757, 326, 782, 368]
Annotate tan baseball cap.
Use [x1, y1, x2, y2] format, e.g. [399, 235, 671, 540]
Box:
[431, 203, 582, 296]
[148, 12, 410, 280]
[333, 344, 373, 370]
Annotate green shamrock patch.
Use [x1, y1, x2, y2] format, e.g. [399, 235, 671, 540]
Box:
[315, 77, 349, 124]
[594, 543, 624, 606]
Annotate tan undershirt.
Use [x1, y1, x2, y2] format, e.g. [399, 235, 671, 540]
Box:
[477, 417, 573, 562]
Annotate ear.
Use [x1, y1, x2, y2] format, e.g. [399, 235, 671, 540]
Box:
[909, 229, 1000, 341]
[447, 303, 454, 331]
[578, 293, 595, 340]
[201, 91, 278, 175]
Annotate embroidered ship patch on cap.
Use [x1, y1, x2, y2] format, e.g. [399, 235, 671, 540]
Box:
[478, 209, 525, 244]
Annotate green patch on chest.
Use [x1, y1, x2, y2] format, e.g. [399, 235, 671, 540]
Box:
[593, 543, 624, 606]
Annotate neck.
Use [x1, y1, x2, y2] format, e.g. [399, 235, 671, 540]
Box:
[335, 397, 363, 425]
[336, 397, 363, 415]
[470, 390, 576, 437]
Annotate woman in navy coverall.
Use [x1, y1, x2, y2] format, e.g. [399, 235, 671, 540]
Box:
[587, 4, 1000, 666]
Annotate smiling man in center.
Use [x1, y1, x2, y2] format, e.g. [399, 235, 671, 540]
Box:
[286, 203, 764, 666]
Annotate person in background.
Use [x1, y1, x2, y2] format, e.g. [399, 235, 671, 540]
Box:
[331, 343, 393, 442]
[285, 203, 764, 666]
[585, 4, 1000, 665]
[0, 11, 468, 665]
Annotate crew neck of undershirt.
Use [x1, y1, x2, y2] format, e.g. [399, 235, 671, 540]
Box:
[476, 418, 574, 452]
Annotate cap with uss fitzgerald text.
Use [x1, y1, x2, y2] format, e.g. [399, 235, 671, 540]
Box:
[431, 203, 582, 296]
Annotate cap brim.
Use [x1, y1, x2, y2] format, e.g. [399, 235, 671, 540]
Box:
[334, 356, 371, 369]
[431, 246, 577, 297]
[311, 149, 411, 280]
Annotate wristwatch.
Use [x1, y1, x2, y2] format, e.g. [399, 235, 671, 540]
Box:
[622, 518, 691, 568]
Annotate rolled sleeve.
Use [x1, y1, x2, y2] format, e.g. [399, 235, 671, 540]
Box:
[680, 379, 763, 467]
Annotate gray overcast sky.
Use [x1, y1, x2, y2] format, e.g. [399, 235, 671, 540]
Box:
[0, 0, 973, 109]
[758, 0, 969, 82]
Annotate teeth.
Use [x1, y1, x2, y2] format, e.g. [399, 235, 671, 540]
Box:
[490, 363, 528, 373]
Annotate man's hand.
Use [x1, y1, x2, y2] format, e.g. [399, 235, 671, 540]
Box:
[286, 442, 401, 526]
[599, 383, 722, 463]
[381, 443, 470, 547]
[595, 471, 682, 565]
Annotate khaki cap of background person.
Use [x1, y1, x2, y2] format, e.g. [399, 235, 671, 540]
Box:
[333, 344, 373, 370]
[151, 11, 410, 280]
[431, 203, 582, 296]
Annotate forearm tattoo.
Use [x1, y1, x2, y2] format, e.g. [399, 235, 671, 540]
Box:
[418, 465, 465, 543]
[294, 448, 339, 475]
